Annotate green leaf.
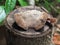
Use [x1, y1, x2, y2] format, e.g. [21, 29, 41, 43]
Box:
[5, 0, 16, 14]
[0, 6, 6, 26]
[0, 0, 2, 2]
[18, 0, 28, 6]
[42, 0, 51, 12]
[57, 0, 60, 2]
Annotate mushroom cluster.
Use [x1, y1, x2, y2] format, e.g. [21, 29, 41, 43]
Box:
[14, 10, 57, 30]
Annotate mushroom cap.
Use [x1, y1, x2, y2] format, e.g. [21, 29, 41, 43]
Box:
[14, 10, 48, 30]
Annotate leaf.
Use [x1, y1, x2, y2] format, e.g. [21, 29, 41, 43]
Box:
[18, 0, 28, 6]
[0, 0, 2, 2]
[5, 0, 16, 14]
[0, 6, 6, 26]
[57, 0, 60, 2]
[42, 0, 52, 12]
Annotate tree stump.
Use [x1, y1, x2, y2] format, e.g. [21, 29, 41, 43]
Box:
[5, 6, 54, 45]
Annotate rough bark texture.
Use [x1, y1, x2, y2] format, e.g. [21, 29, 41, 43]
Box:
[5, 28, 53, 45]
[0, 26, 6, 45]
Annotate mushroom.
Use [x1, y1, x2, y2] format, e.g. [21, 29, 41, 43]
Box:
[14, 9, 58, 30]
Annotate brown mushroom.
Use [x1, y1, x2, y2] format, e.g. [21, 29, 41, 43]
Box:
[14, 10, 48, 30]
